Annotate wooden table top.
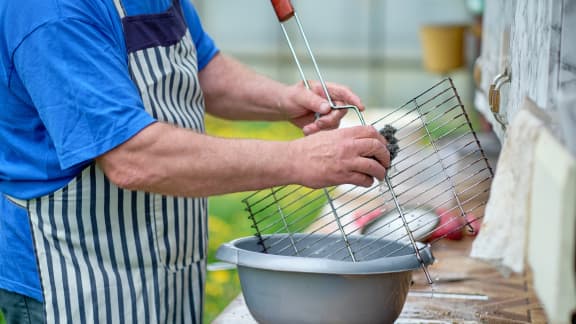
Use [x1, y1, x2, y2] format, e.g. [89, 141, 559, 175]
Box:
[398, 237, 547, 323]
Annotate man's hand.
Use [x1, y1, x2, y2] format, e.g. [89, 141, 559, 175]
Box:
[280, 80, 365, 135]
[288, 125, 390, 188]
[200, 54, 365, 134]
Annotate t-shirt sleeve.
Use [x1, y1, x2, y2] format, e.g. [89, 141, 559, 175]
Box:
[180, 0, 219, 71]
[12, 18, 156, 170]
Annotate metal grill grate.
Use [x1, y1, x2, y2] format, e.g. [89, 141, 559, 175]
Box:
[242, 78, 494, 280]
[238, 0, 495, 282]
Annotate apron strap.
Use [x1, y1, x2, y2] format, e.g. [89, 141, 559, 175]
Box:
[113, 0, 127, 19]
[2, 194, 27, 209]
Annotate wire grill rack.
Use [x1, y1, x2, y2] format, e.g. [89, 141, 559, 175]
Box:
[242, 78, 494, 277]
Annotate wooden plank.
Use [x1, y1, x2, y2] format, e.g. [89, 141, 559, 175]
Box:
[397, 238, 548, 322]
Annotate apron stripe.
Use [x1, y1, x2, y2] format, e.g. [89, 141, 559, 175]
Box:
[179, 270, 185, 323]
[60, 189, 78, 322]
[181, 198, 189, 268]
[172, 198, 181, 269]
[170, 46, 192, 128]
[144, 48, 168, 122]
[116, 189, 138, 322]
[190, 263, 198, 323]
[113, 0, 127, 19]
[143, 48, 170, 122]
[197, 260, 206, 323]
[113, 187, 127, 323]
[176, 42, 195, 127]
[104, 179, 126, 322]
[47, 194, 72, 323]
[71, 179, 99, 323]
[182, 268, 190, 323]
[179, 41, 203, 129]
[165, 45, 194, 128]
[148, 48, 171, 123]
[195, 199, 206, 259]
[32, 198, 58, 323]
[181, 199, 190, 266]
[200, 199, 206, 258]
[130, 191, 150, 324]
[89, 166, 113, 324]
[165, 37, 193, 127]
[157, 46, 180, 125]
[160, 47, 185, 126]
[141, 48, 166, 121]
[145, 194, 161, 323]
[163, 271, 170, 324]
[152, 46, 175, 124]
[160, 197, 171, 267]
[191, 201, 197, 265]
[129, 53, 158, 120]
[161, 197, 171, 323]
[172, 271, 179, 323]
[169, 198, 179, 266]
[163, 46, 183, 126]
[190, 271, 197, 323]
[176, 37, 205, 129]
[177, 59, 198, 129]
[184, 43, 206, 130]
[131, 51, 160, 120]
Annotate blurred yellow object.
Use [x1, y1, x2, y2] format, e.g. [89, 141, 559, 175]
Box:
[211, 270, 231, 284]
[420, 24, 468, 74]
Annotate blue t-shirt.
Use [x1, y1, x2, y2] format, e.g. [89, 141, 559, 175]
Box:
[0, 0, 218, 301]
[0, 0, 218, 199]
[0, 196, 43, 301]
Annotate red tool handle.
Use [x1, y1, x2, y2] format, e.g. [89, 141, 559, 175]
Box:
[271, 0, 295, 22]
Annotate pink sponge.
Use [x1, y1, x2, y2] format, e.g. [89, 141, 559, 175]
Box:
[427, 208, 479, 241]
[354, 208, 383, 229]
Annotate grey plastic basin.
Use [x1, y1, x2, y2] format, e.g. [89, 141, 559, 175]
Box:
[216, 233, 434, 324]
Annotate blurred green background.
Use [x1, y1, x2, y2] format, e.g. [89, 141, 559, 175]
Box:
[203, 115, 304, 323]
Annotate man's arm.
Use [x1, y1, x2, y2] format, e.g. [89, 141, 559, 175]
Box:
[97, 53, 389, 197]
[96, 122, 390, 197]
[199, 53, 362, 135]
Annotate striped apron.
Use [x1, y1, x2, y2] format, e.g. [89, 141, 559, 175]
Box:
[12, 0, 208, 322]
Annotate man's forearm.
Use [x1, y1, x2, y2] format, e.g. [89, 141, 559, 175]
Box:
[97, 120, 391, 196]
[97, 122, 298, 197]
[199, 53, 290, 121]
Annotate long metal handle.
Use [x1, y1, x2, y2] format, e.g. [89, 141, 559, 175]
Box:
[270, 0, 365, 124]
[271, 0, 364, 262]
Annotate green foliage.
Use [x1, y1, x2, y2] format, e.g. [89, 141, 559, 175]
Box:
[203, 116, 304, 323]
[204, 193, 251, 322]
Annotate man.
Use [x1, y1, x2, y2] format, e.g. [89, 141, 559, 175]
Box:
[0, 0, 390, 323]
